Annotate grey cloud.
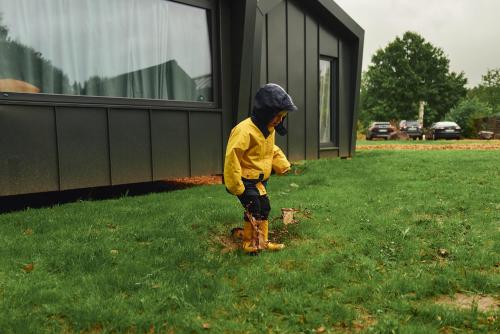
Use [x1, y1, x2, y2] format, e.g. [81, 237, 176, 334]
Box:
[334, 0, 500, 86]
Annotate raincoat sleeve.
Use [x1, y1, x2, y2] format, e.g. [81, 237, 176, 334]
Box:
[224, 127, 249, 196]
[272, 145, 291, 175]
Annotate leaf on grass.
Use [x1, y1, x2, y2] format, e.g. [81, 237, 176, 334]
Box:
[22, 263, 34, 273]
[151, 284, 161, 289]
[437, 248, 449, 258]
[277, 208, 312, 226]
[402, 227, 410, 238]
[202, 323, 210, 329]
[110, 249, 119, 255]
[281, 208, 298, 225]
[290, 183, 300, 188]
[23, 228, 33, 236]
[316, 326, 326, 333]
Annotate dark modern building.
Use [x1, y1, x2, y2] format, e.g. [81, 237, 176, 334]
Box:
[0, 0, 363, 197]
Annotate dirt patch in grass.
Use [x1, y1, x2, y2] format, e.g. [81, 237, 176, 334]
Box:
[330, 307, 377, 333]
[435, 293, 500, 312]
[357, 140, 500, 151]
[352, 307, 377, 332]
[166, 175, 222, 186]
[213, 234, 241, 254]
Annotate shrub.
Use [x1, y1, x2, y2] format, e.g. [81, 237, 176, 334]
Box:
[445, 98, 493, 137]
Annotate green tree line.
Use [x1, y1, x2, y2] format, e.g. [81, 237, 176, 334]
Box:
[359, 31, 499, 137]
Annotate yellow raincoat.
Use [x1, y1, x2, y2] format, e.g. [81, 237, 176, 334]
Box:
[224, 118, 291, 196]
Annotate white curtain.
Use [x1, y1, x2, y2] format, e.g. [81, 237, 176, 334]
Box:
[319, 59, 332, 143]
[0, 0, 213, 101]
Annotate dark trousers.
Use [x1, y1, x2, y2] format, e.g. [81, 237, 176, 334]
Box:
[238, 179, 271, 220]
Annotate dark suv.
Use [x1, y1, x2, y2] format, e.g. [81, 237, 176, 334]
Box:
[399, 120, 423, 140]
[365, 122, 395, 140]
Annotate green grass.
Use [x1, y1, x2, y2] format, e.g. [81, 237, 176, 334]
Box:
[1, 150, 499, 333]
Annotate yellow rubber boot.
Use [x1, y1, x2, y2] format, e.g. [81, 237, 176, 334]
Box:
[241, 221, 258, 254]
[259, 220, 285, 251]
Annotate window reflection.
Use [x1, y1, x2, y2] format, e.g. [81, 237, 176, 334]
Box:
[319, 59, 332, 144]
[0, 0, 213, 102]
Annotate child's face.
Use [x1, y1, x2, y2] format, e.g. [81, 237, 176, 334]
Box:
[268, 111, 288, 128]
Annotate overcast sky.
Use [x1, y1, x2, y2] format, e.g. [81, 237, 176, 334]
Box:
[334, 0, 500, 87]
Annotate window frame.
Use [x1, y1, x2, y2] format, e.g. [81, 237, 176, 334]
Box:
[0, 0, 220, 110]
[319, 55, 339, 149]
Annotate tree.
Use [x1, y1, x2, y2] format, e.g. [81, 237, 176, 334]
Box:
[363, 32, 467, 126]
[468, 68, 500, 114]
[445, 98, 493, 137]
[0, 16, 72, 94]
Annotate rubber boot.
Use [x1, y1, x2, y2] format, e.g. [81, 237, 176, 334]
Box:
[241, 221, 258, 254]
[259, 220, 285, 251]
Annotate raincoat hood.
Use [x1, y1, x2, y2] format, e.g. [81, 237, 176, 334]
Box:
[251, 83, 298, 137]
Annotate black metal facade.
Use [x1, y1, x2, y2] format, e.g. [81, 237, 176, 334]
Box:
[0, 0, 363, 197]
[248, 0, 364, 160]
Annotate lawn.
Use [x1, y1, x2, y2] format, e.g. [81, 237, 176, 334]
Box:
[1, 149, 499, 333]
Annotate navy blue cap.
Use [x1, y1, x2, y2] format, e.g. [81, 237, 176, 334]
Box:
[251, 83, 298, 137]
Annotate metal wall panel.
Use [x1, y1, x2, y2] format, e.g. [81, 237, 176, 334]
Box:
[234, 0, 258, 123]
[286, 1, 306, 161]
[339, 40, 353, 157]
[189, 112, 222, 176]
[320, 149, 339, 159]
[221, 0, 234, 155]
[151, 111, 190, 180]
[305, 14, 319, 160]
[319, 23, 341, 157]
[260, 16, 268, 87]
[108, 109, 152, 185]
[319, 26, 339, 57]
[258, 0, 283, 14]
[266, 0, 288, 154]
[251, 11, 265, 110]
[56, 107, 110, 190]
[0, 105, 59, 196]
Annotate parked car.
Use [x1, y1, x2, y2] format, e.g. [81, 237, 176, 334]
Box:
[365, 122, 395, 140]
[399, 120, 423, 140]
[426, 121, 462, 140]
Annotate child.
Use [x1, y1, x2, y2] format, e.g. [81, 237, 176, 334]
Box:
[224, 83, 297, 254]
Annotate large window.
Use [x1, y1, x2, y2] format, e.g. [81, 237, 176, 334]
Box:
[319, 57, 337, 146]
[0, 0, 213, 102]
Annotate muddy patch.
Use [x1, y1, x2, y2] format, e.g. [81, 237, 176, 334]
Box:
[331, 307, 377, 333]
[166, 175, 222, 186]
[211, 233, 241, 254]
[435, 293, 500, 312]
[352, 307, 377, 332]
